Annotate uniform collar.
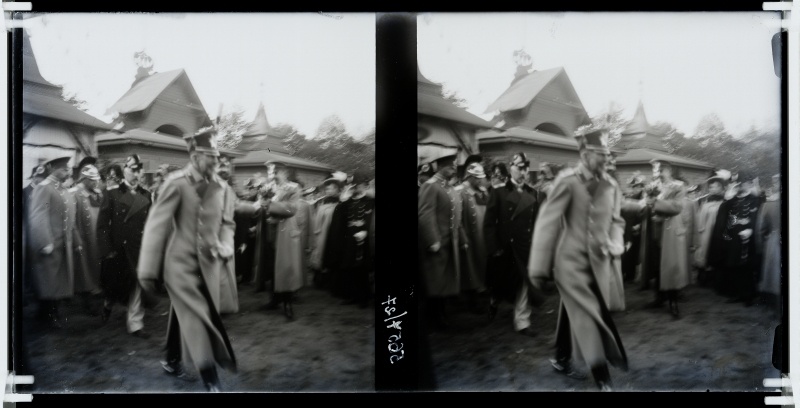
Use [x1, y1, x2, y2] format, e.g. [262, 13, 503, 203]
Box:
[46, 174, 62, 188]
[187, 163, 211, 184]
[432, 173, 449, 186]
[576, 162, 595, 182]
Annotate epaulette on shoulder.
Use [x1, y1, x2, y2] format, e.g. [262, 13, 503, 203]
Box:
[39, 179, 52, 186]
[425, 177, 437, 184]
[165, 170, 186, 183]
[67, 187, 78, 193]
[454, 185, 464, 191]
[554, 168, 575, 183]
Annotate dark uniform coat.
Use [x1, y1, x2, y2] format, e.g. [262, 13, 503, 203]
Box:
[528, 164, 627, 369]
[483, 180, 539, 304]
[418, 174, 465, 298]
[707, 193, 761, 298]
[456, 182, 488, 292]
[97, 181, 152, 303]
[29, 175, 82, 300]
[323, 193, 375, 302]
[72, 183, 103, 293]
[138, 164, 236, 372]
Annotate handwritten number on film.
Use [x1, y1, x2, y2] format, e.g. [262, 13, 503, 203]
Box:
[384, 296, 406, 364]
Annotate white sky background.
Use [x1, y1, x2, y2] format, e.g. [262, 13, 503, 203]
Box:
[23, 13, 376, 138]
[418, 12, 782, 137]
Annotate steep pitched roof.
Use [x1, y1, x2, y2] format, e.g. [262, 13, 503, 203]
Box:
[22, 29, 58, 88]
[477, 126, 579, 150]
[24, 89, 113, 130]
[618, 101, 667, 151]
[106, 69, 196, 115]
[417, 65, 492, 129]
[95, 128, 244, 157]
[242, 102, 273, 137]
[22, 29, 112, 130]
[234, 149, 334, 172]
[614, 148, 713, 170]
[485, 67, 562, 113]
[237, 103, 292, 153]
[622, 101, 664, 136]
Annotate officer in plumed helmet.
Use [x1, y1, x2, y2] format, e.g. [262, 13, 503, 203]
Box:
[528, 128, 628, 391]
[137, 126, 237, 392]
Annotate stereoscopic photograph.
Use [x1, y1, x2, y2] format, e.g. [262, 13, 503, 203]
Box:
[15, 12, 376, 393]
[416, 12, 784, 391]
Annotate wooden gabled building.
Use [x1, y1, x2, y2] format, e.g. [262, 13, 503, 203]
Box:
[232, 103, 334, 193]
[614, 102, 714, 187]
[417, 64, 493, 165]
[95, 69, 244, 173]
[477, 66, 591, 169]
[21, 29, 113, 178]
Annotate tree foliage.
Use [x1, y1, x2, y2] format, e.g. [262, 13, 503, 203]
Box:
[280, 115, 375, 177]
[215, 107, 249, 150]
[579, 102, 628, 146]
[62, 90, 89, 112]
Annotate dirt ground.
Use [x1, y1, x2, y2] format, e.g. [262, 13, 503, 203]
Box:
[426, 280, 782, 392]
[17, 281, 375, 393]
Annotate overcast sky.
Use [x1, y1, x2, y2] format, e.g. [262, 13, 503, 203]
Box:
[417, 12, 782, 137]
[23, 13, 375, 138]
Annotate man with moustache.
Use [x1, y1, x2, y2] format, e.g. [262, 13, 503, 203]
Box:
[138, 127, 237, 392]
[29, 156, 82, 328]
[528, 129, 628, 391]
[418, 149, 464, 330]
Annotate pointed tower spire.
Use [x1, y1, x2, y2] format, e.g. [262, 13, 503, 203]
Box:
[242, 102, 272, 137]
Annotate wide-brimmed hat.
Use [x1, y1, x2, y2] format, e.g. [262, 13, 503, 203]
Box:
[80, 164, 101, 181]
[464, 162, 486, 179]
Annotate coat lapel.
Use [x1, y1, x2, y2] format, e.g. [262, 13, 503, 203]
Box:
[511, 188, 536, 220]
[124, 189, 150, 223]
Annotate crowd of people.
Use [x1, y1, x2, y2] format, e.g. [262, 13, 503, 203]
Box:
[22, 126, 375, 392]
[417, 128, 782, 391]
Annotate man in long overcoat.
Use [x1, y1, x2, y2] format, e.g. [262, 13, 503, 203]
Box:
[708, 172, 761, 306]
[693, 173, 727, 286]
[216, 156, 240, 314]
[259, 162, 307, 319]
[71, 165, 104, 313]
[456, 162, 489, 305]
[528, 130, 628, 391]
[309, 176, 344, 289]
[23, 164, 46, 304]
[639, 160, 690, 318]
[418, 151, 464, 330]
[138, 127, 237, 392]
[484, 152, 541, 337]
[324, 171, 375, 309]
[29, 156, 81, 328]
[97, 154, 152, 338]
